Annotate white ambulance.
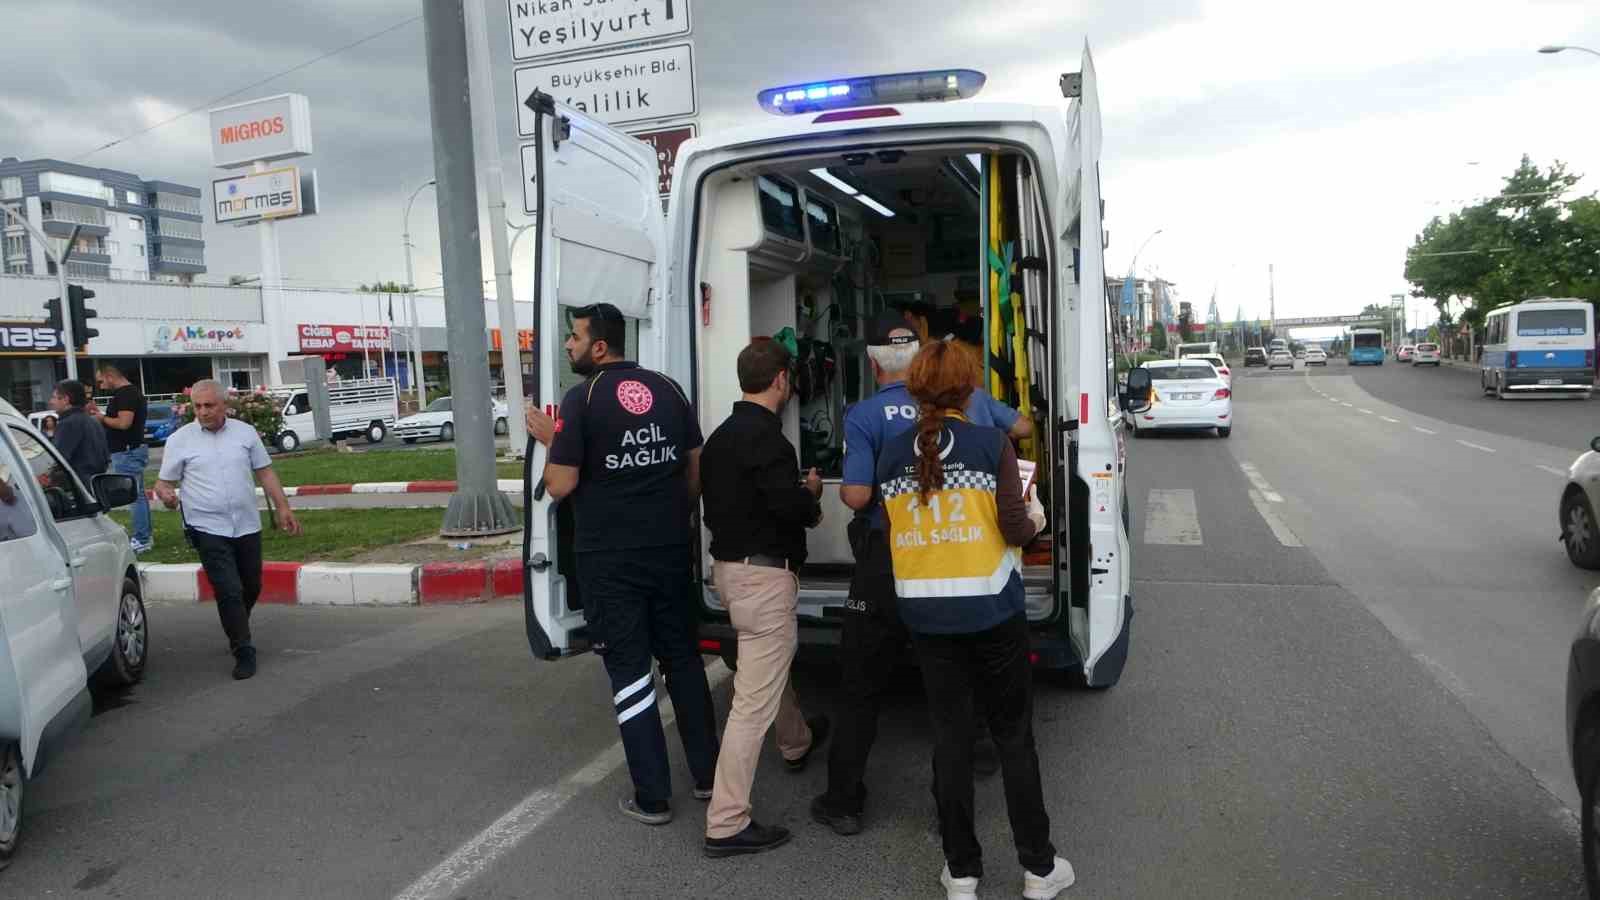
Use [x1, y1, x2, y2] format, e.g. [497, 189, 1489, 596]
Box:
[521, 45, 1140, 687]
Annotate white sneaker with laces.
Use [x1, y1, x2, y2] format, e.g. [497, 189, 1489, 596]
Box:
[940, 865, 979, 899]
[1022, 857, 1076, 899]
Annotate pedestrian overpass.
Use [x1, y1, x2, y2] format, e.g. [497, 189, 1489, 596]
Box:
[1273, 314, 1385, 331]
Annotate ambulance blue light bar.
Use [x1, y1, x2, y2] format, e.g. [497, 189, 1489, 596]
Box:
[759, 69, 986, 116]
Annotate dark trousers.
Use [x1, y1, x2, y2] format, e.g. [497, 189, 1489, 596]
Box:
[823, 524, 910, 813]
[576, 545, 719, 814]
[191, 530, 262, 652]
[913, 613, 1055, 879]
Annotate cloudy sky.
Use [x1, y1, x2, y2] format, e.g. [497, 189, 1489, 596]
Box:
[3, 0, 1597, 329]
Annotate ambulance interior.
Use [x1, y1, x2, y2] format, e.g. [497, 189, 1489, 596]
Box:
[693, 146, 1064, 617]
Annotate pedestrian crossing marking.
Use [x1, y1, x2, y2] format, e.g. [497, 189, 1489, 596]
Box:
[1144, 489, 1203, 545]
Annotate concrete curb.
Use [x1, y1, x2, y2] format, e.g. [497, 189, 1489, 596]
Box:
[137, 559, 523, 607]
[147, 479, 524, 501]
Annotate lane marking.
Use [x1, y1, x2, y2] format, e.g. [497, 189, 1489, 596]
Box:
[1340, 402, 1354, 408]
[1539, 465, 1568, 477]
[1380, 416, 1400, 424]
[1143, 489, 1204, 545]
[1456, 440, 1496, 454]
[1248, 489, 1304, 548]
[1238, 463, 1284, 503]
[395, 661, 734, 900]
[1412, 426, 1437, 435]
[1358, 408, 1374, 415]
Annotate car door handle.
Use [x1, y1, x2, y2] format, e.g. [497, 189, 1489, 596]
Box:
[69, 557, 86, 568]
[50, 578, 73, 592]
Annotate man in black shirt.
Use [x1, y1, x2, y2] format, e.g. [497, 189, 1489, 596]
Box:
[698, 339, 829, 858]
[526, 302, 719, 827]
[92, 363, 150, 552]
[47, 379, 109, 489]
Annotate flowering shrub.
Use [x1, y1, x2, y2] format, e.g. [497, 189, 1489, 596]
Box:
[175, 386, 284, 444]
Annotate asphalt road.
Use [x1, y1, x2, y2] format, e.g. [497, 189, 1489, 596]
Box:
[7, 365, 1588, 898]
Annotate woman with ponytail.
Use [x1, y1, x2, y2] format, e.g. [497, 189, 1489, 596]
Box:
[875, 340, 1072, 900]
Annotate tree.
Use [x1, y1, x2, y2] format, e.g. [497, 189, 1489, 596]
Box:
[1177, 302, 1195, 342]
[1148, 322, 1168, 353]
[1406, 156, 1600, 333]
[359, 281, 410, 293]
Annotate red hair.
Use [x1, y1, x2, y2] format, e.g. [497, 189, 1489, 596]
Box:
[905, 341, 978, 501]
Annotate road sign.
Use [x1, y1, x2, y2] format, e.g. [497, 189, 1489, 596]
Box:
[516, 42, 696, 130]
[628, 124, 696, 197]
[508, 0, 692, 62]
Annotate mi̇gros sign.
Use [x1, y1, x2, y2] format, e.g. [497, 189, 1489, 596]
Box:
[208, 94, 313, 170]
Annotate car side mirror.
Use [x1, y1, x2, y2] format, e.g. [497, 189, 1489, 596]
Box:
[92, 473, 138, 510]
[285, 404, 299, 416]
[1125, 369, 1153, 414]
[1592, 436, 1600, 454]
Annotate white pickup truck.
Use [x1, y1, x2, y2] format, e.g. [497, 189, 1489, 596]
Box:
[272, 378, 399, 452]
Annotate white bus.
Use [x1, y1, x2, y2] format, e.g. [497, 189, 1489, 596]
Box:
[1481, 298, 1595, 399]
[520, 48, 1137, 687]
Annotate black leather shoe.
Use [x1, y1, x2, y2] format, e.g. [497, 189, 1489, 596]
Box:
[810, 794, 862, 836]
[704, 822, 791, 858]
[785, 716, 831, 773]
[232, 647, 257, 681]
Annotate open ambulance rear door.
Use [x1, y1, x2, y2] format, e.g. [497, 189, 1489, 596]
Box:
[1057, 43, 1132, 687]
[520, 92, 669, 660]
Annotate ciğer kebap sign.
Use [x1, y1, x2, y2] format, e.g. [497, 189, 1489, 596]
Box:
[507, 0, 691, 62]
[297, 324, 391, 353]
[208, 94, 313, 170]
[516, 42, 696, 130]
[213, 167, 303, 225]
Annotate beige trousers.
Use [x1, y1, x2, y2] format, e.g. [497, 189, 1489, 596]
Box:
[705, 561, 813, 838]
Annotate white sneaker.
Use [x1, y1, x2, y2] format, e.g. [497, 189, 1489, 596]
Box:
[940, 865, 979, 899]
[1022, 857, 1076, 899]
[130, 539, 152, 554]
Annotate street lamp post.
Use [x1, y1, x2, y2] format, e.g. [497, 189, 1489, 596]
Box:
[2, 205, 78, 379]
[1126, 228, 1163, 352]
[402, 179, 436, 406]
[1540, 45, 1600, 59]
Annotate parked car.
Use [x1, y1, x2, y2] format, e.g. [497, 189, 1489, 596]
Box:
[395, 396, 510, 444]
[1128, 359, 1232, 438]
[1244, 347, 1268, 367]
[1396, 344, 1416, 362]
[144, 402, 178, 446]
[0, 398, 148, 870]
[1566, 579, 1600, 895]
[1562, 437, 1600, 571]
[1304, 347, 1328, 366]
[1191, 354, 1232, 389]
[1412, 342, 1441, 366]
[1268, 350, 1295, 370]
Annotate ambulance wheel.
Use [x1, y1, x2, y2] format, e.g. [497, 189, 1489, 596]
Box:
[0, 739, 21, 871]
[278, 431, 301, 453]
[366, 421, 387, 444]
[440, 423, 455, 443]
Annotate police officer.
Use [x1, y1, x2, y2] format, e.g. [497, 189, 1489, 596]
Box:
[810, 313, 922, 835]
[526, 302, 719, 826]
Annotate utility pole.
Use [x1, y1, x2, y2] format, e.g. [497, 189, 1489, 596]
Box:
[1268, 263, 1276, 338]
[3, 207, 78, 378]
[464, 0, 529, 460]
[402, 179, 435, 406]
[423, 0, 518, 537]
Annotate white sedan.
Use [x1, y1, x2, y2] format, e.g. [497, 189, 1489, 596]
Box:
[1129, 359, 1232, 438]
[1191, 354, 1233, 389]
[1304, 347, 1328, 366]
[395, 396, 510, 444]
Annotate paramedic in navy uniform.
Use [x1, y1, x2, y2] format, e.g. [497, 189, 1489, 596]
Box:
[526, 303, 720, 826]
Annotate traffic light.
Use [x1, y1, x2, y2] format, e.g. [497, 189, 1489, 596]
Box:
[43, 296, 62, 335]
[67, 284, 98, 344]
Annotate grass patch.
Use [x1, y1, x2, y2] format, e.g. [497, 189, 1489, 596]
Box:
[111, 508, 448, 565]
[149, 448, 525, 487]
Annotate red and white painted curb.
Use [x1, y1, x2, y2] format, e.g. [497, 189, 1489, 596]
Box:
[137, 559, 525, 607]
[146, 479, 523, 501]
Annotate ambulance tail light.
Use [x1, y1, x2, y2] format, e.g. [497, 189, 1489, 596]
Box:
[759, 69, 986, 115]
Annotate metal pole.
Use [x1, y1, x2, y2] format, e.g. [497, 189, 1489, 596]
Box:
[403, 179, 435, 406]
[2, 205, 76, 378]
[464, 0, 529, 460]
[423, 0, 518, 537]
[1268, 263, 1276, 338]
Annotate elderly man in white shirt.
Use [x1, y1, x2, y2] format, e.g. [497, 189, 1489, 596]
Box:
[154, 380, 300, 680]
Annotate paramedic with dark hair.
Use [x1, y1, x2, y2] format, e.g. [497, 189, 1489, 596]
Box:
[525, 302, 720, 827]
